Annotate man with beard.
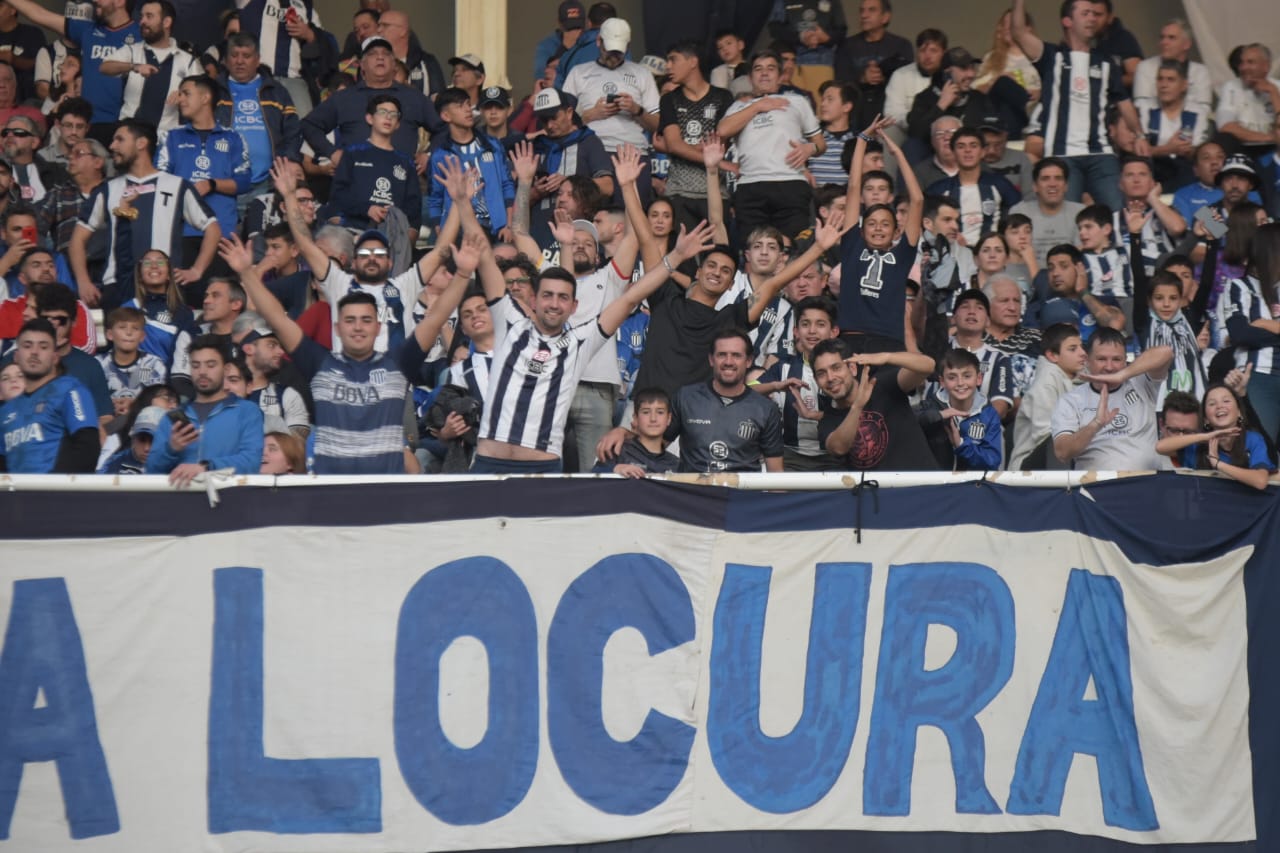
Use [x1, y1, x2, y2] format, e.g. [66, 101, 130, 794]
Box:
[272, 154, 439, 356]
[240, 324, 309, 437]
[5, 0, 141, 144]
[666, 329, 783, 473]
[0, 318, 99, 473]
[145, 334, 263, 484]
[69, 119, 221, 310]
[101, 0, 201, 136]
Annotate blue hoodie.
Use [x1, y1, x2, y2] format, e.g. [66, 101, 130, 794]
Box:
[145, 394, 264, 474]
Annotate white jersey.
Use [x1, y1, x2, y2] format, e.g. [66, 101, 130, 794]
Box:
[480, 295, 611, 458]
[568, 262, 627, 386]
[562, 60, 661, 153]
[318, 260, 424, 356]
[109, 41, 202, 137]
[1050, 373, 1165, 471]
[723, 92, 820, 184]
[1216, 77, 1280, 136]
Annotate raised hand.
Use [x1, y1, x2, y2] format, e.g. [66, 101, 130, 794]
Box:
[269, 156, 296, 198]
[510, 141, 539, 185]
[1093, 386, 1120, 429]
[701, 132, 725, 169]
[217, 234, 254, 274]
[611, 143, 645, 186]
[789, 386, 822, 420]
[850, 364, 877, 409]
[453, 230, 487, 277]
[434, 154, 468, 201]
[814, 208, 847, 249]
[672, 219, 716, 261]
[551, 208, 575, 247]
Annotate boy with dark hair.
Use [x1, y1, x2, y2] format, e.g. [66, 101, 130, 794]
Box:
[426, 86, 516, 241]
[328, 92, 423, 237]
[98, 306, 168, 416]
[752, 295, 841, 470]
[594, 387, 679, 477]
[711, 29, 747, 90]
[1009, 322, 1087, 469]
[927, 125, 1020, 245]
[1076, 203, 1133, 302]
[918, 347, 1003, 470]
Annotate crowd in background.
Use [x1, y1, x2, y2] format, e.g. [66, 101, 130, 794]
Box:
[1, 0, 1279, 488]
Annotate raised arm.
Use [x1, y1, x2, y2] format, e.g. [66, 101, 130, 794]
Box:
[599, 221, 716, 336]
[1011, 0, 1044, 62]
[701, 133, 730, 245]
[850, 349, 936, 392]
[607, 145, 646, 277]
[878, 121, 923, 245]
[619, 148, 663, 273]
[271, 156, 331, 278]
[508, 141, 544, 264]
[5, 0, 66, 34]
[219, 234, 304, 353]
[414, 157, 470, 285]
[748, 211, 846, 325]
[412, 230, 485, 354]
[1126, 205, 1153, 345]
[1079, 345, 1174, 386]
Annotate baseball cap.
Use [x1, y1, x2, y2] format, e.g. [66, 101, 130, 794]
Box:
[1216, 153, 1259, 188]
[449, 53, 486, 74]
[954, 288, 990, 312]
[558, 0, 584, 28]
[131, 406, 165, 437]
[572, 219, 599, 243]
[534, 88, 577, 117]
[478, 86, 511, 108]
[239, 324, 278, 346]
[359, 36, 393, 57]
[944, 46, 978, 69]
[978, 114, 1007, 133]
[355, 229, 391, 249]
[600, 18, 631, 53]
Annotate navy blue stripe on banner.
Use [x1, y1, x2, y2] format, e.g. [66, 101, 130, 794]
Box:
[463, 828, 1254, 853]
[0, 479, 732, 541]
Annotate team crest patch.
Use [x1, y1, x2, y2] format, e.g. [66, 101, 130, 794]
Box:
[1125, 388, 1140, 406]
[709, 440, 729, 460]
[369, 369, 387, 385]
[738, 420, 758, 440]
[967, 421, 985, 441]
[603, 82, 618, 95]
[485, 86, 501, 99]
[383, 284, 399, 299]
[393, 164, 407, 181]
[214, 139, 229, 153]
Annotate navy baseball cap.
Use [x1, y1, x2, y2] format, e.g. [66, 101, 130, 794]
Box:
[355, 229, 391, 249]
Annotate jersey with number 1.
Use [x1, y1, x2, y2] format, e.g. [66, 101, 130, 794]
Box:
[838, 227, 917, 341]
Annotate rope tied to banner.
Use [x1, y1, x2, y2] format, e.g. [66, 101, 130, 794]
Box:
[850, 468, 880, 544]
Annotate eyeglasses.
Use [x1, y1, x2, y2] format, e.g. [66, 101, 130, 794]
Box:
[373, 108, 401, 119]
[41, 314, 71, 326]
[356, 247, 389, 258]
[1, 128, 35, 138]
[505, 276, 531, 285]
[296, 196, 319, 205]
[1164, 427, 1198, 435]
[70, 149, 97, 158]
[141, 259, 168, 268]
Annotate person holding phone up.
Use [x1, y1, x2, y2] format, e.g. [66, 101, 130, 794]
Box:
[145, 333, 263, 486]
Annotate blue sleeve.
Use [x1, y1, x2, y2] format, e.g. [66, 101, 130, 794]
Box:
[758, 362, 782, 384]
[954, 406, 1004, 469]
[1179, 444, 1198, 469]
[79, 364, 110, 419]
[426, 150, 447, 226]
[207, 403, 264, 474]
[405, 155, 424, 231]
[396, 334, 431, 385]
[288, 335, 328, 380]
[145, 415, 180, 473]
[64, 18, 90, 47]
[60, 380, 97, 433]
[1246, 431, 1274, 470]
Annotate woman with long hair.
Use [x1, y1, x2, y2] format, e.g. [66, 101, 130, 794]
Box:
[969, 232, 1012, 290]
[1157, 383, 1274, 489]
[1216, 222, 1280, 442]
[119, 250, 200, 397]
[973, 9, 1041, 136]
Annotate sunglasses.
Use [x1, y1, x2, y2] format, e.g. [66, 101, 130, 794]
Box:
[41, 314, 71, 326]
[356, 247, 389, 258]
[2, 128, 35, 138]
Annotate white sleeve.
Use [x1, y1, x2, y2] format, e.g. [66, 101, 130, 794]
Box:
[34, 44, 52, 85]
[319, 259, 352, 307]
[794, 96, 821, 138]
[1188, 63, 1214, 110]
[180, 184, 215, 231]
[563, 65, 583, 99]
[1215, 82, 1241, 128]
[640, 71, 660, 113]
[105, 44, 133, 65]
[1131, 59, 1156, 105]
[282, 386, 311, 432]
[1049, 391, 1083, 438]
[392, 267, 425, 313]
[883, 68, 911, 124]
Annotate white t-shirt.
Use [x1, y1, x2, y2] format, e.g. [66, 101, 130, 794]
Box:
[723, 92, 820, 185]
[563, 60, 661, 153]
[1216, 77, 1280, 135]
[1050, 373, 1166, 471]
[567, 262, 627, 387]
[318, 260, 425, 355]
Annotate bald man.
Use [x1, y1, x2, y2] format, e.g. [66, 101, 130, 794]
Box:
[376, 9, 444, 97]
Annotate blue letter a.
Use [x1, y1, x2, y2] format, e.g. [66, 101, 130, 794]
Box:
[0, 578, 119, 839]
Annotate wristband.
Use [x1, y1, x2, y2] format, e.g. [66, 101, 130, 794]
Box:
[857, 132, 873, 142]
[661, 254, 675, 275]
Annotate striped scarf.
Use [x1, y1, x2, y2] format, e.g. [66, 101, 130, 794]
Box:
[1148, 310, 1205, 400]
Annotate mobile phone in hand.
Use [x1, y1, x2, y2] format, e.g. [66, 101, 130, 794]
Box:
[1194, 205, 1228, 240]
[167, 409, 192, 428]
[20, 225, 36, 244]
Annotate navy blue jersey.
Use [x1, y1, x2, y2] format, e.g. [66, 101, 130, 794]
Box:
[838, 228, 917, 341]
[67, 18, 142, 123]
[330, 142, 423, 232]
[0, 376, 98, 473]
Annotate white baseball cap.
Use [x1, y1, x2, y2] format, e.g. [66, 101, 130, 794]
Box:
[600, 18, 630, 53]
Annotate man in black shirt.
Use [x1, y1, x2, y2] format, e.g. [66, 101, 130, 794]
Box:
[658, 40, 734, 231]
[812, 337, 936, 470]
[833, 0, 913, 119]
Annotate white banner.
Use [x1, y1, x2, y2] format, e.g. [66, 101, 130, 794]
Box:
[0, 509, 1256, 850]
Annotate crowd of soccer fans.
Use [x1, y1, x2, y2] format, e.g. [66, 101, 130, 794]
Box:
[1, 0, 1279, 488]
